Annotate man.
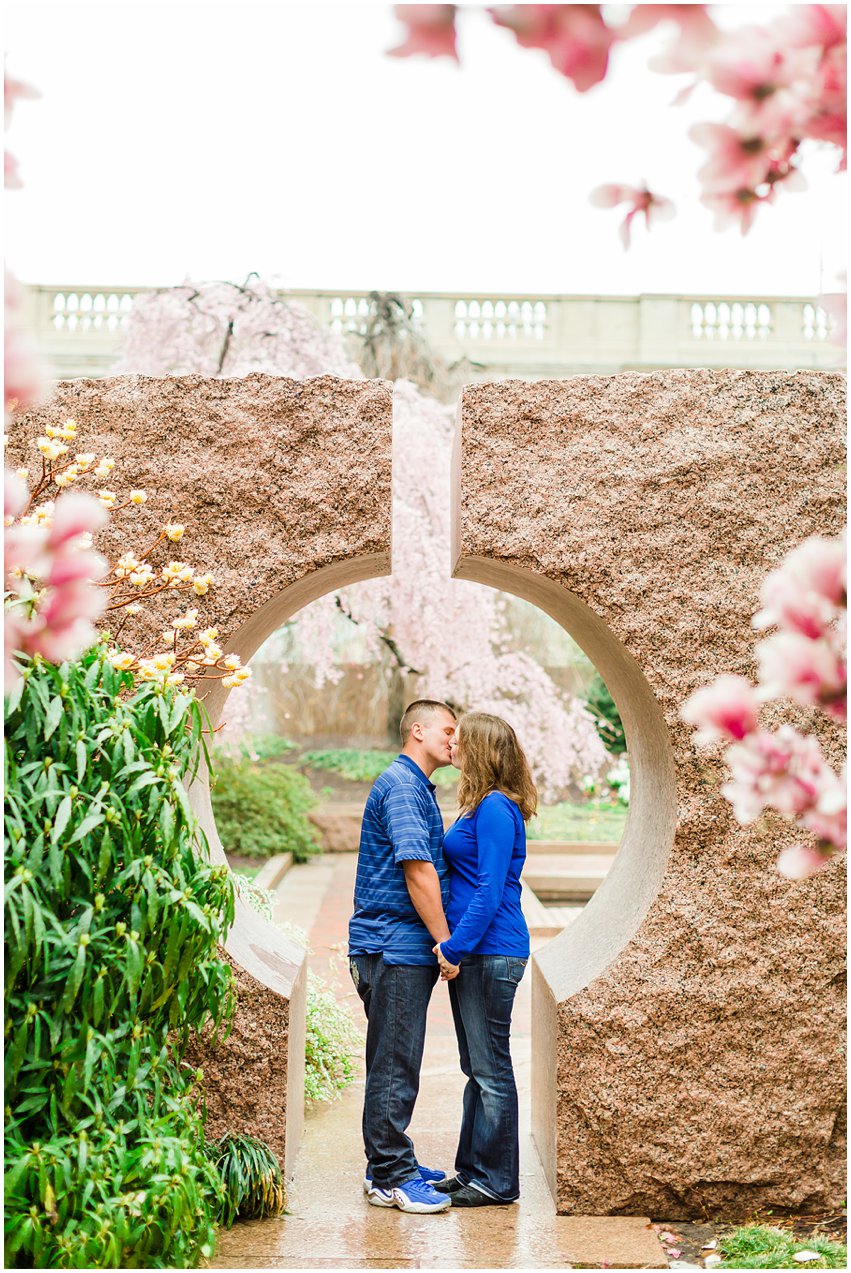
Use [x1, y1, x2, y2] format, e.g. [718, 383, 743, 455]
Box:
[348, 699, 458, 1214]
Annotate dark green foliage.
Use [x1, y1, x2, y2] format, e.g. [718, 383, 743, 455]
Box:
[205, 1134, 285, 1227]
[210, 756, 319, 861]
[4, 647, 236, 1268]
[719, 1224, 847, 1269]
[583, 672, 626, 755]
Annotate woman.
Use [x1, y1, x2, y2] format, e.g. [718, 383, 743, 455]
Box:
[433, 712, 536, 1207]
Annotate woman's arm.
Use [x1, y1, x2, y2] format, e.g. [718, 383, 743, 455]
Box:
[440, 795, 516, 966]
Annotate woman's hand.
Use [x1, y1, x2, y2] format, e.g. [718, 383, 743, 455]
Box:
[434, 943, 460, 980]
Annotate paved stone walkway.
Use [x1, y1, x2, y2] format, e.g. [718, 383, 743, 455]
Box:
[211, 854, 667, 1270]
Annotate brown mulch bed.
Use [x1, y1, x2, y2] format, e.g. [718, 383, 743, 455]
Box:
[651, 1210, 847, 1266]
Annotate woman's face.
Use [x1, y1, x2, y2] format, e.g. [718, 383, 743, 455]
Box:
[450, 726, 462, 770]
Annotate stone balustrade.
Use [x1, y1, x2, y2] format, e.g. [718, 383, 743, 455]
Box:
[21, 283, 841, 381]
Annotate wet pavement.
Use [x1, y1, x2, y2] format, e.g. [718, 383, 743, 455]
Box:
[211, 854, 667, 1270]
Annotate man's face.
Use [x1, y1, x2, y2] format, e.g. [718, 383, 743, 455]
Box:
[416, 711, 457, 769]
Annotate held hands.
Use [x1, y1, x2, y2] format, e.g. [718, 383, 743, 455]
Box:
[434, 943, 460, 981]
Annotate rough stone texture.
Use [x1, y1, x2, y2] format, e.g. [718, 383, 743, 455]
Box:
[183, 952, 292, 1176]
[455, 371, 846, 1218]
[10, 374, 393, 1182]
[9, 374, 392, 645]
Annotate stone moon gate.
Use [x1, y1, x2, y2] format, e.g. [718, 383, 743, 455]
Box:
[16, 370, 845, 1217]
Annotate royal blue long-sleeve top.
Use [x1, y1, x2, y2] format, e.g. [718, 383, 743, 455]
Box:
[440, 790, 530, 965]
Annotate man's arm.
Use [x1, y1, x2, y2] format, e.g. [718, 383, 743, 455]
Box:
[402, 860, 451, 945]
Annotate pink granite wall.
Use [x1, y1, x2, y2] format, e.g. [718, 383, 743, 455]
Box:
[455, 370, 846, 1218]
[9, 374, 393, 1182]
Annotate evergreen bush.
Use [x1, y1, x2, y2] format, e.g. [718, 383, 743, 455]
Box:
[210, 756, 318, 861]
[4, 647, 235, 1268]
[583, 672, 626, 755]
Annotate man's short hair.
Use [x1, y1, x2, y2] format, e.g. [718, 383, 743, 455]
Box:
[399, 699, 456, 745]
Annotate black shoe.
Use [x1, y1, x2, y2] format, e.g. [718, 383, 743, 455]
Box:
[433, 1175, 465, 1194]
[449, 1184, 514, 1207]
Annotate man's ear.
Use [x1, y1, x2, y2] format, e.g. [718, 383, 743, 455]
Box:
[410, 721, 424, 741]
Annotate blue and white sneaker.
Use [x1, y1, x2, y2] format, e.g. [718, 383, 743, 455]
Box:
[363, 1164, 447, 1194]
[366, 1175, 451, 1213]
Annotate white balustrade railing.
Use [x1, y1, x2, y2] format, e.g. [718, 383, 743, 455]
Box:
[20, 284, 841, 381]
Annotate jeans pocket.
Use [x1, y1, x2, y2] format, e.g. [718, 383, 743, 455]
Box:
[349, 955, 369, 997]
[505, 956, 528, 986]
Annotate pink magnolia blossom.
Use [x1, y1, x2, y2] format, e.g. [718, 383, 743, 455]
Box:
[777, 4, 847, 54]
[776, 843, 835, 880]
[690, 122, 783, 195]
[681, 674, 760, 747]
[588, 182, 675, 249]
[706, 27, 809, 113]
[5, 482, 110, 684]
[47, 488, 108, 549]
[489, 5, 616, 93]
[624, 5, 719, 77]
[4, 149, 21, 190]
[755, 630, 846, 720]
[754, 534, 847, 631]
[388, 5, 458, 60]
[620, 5, 713, 41]
[4, 71, 39, 129]
[683, 527, 846, 877]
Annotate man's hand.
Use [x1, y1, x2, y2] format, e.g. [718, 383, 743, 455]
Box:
[434, 943, 460, 981]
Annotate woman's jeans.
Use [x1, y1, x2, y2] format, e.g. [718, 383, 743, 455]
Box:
[448, 953, 528, 1201]
[349, 953, 439, 1189]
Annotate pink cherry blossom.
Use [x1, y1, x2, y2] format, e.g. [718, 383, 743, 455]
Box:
[489, 5, 616, 93]
[776, 844, 834, 880]
[388, 5, 458, 61]
[588, 182, 675, 249]
[681, 674, 760, 746]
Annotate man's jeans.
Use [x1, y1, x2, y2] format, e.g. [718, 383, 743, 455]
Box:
[448, 953, 528, 1201]
[349, 953, 439, 1189]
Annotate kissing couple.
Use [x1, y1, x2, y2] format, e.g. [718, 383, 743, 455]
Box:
[348, 699, 536, 1212]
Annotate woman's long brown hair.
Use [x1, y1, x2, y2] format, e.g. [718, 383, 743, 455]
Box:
[456, 712, 538, 822]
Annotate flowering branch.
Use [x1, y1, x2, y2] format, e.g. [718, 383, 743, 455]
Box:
[682, 531, 846, 879]
[5, 418, 251, 694]
[389, 5, 847, 244]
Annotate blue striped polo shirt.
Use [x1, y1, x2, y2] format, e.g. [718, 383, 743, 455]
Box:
[348, 754, 449, 966]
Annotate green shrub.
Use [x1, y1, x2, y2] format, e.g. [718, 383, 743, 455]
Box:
[583, 672, 626, 755]
[222, 733, 295, 762]
[4, 647, 235, 1269]
[205, 1134, 285, 1228]
[304, 971, 363, 1104]
[719, 1224, 847, 1269]
[210, 757, 318, 861]
[303, 747, 458, 789]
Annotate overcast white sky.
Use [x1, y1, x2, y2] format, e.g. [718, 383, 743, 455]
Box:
[4, 1, 847, 296]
